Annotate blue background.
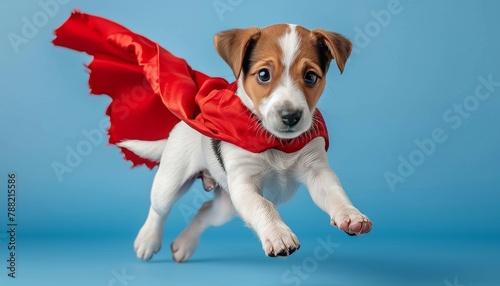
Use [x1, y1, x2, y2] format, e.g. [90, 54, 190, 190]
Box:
[1, 0, 499, 285]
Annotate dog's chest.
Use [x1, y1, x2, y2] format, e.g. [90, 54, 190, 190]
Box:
[258, 149, 300, 204]
[206, 140, 302, 205]
[261, 169, 300, 205]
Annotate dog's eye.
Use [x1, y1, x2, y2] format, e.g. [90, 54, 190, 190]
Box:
[257, 69, 271, 83]
[304, 71, 318, 86]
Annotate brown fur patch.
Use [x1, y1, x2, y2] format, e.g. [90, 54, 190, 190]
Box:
[291, 26, 328, 112]
[241, 24, 290, 116]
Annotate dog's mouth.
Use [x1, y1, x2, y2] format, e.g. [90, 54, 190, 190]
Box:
[279, 127, 297, 133]
[272, 127, 304, 139]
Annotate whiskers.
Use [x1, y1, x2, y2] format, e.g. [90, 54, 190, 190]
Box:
[245, 113, 276, 144]
[242, 109, 323, 148]
[296, 111, 322, 145]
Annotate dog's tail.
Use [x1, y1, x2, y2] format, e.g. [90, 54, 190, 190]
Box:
[117, 139, 167, 162]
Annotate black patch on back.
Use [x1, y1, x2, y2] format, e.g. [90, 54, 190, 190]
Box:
[211, 139, 226, 173]
[242, 39, 258, 75]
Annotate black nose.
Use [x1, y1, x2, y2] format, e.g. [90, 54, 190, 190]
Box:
[281, 110, 302, 127]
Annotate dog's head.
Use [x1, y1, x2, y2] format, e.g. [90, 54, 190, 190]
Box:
[214, 24, 351, 139]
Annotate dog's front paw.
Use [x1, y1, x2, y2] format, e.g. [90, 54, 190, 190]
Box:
[331, 207, 372, 236]
[261, 225, 300, 257]
[134, 225, 162, 261]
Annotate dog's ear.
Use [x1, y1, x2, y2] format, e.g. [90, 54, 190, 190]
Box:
[214, 27, 261, 79]
[312, 29, 352, 74]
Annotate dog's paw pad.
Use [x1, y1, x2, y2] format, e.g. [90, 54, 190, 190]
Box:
[263, 227, 300, 257]
[275, 245, 300, 257]
[331, 208, 372, 236]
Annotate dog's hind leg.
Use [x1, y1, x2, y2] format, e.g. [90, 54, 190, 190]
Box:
[134, 177, 195, 260]
[133, 122, 204, 261]
[171, 188, 234, 262]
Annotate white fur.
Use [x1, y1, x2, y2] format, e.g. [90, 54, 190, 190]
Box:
[236, 74, 255, 111]
[124, 25, 371, 262]
[125, 123, 369, 262]
[258, 24, 312, 139]
[280, 24, 299, 72]
[117, 139, 167, 162]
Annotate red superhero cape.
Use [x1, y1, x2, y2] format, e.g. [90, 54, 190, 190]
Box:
[53, 11, 329, 168]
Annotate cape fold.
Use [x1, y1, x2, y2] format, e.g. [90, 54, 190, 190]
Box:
[53, 11, 329, 168]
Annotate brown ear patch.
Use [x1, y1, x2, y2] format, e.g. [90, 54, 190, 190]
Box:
[312, 29, 352, 73]
[214, 27, 261, 78]
[237, 24, 291, 114]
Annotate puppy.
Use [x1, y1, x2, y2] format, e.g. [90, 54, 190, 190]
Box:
[119, 24, 372, 263]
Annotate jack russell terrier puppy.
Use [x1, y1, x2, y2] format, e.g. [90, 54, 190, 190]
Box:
[118, 24, 372, 263]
